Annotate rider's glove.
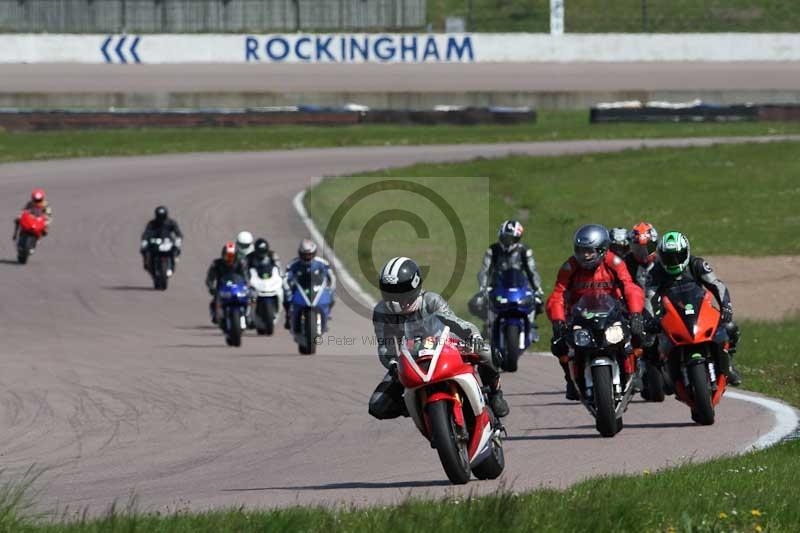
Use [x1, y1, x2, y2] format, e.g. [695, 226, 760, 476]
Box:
[140, 240, 147, 251]
[388, 359, 399, 377]
[630, 313, 644, 338]
[534, 294, 544, 315]
[721, 303, 734, 324]
[551, 320, 568, 340]
[468, 334, 486, 354]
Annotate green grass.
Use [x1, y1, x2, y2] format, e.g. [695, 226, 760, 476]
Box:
[306, 142, 800, 319]
[428, 0, 800, 33]
[2, 439, 796, 531]
[3, 111, 800, 163]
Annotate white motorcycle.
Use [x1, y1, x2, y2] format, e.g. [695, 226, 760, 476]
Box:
[248, 265, 282, 336]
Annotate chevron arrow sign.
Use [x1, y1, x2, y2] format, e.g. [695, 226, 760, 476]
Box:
[101, 35, 142, 64]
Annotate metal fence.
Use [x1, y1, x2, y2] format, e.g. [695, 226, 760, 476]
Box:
[0, 0, 427, 33]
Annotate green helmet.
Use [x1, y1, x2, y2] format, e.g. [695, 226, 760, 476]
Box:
[657, 232, 691, 275]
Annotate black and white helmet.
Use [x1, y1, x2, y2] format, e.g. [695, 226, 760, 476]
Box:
[298, 238, 317, 262]
[236, 231, 255, 256]
[573, 224, 610, 270]
[379, 257, 422, 313]
[498, 219, 524, 248]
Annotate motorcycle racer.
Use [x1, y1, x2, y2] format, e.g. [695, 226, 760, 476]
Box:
[470, 220, 544, 336]
[609, 227, 630, 260]
[546, 224, 645, 400]
[626, 222, 659, 288]
[369, 257, 510, 420]
[205, 241, 249, 324]
[646, 231, 742, 386]
[13, 188, 52, 240]
[140, 206, 183, 276]
[283, 239, 336, 329]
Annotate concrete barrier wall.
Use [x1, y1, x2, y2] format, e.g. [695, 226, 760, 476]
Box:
[3, 33, 800, 64]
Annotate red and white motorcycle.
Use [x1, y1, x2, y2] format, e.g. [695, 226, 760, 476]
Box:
[397, 316, 506, 484]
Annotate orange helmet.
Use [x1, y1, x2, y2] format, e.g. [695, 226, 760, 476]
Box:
[31, 188, 46, 205]
[629, 222, 659, 265]
[222, 241, 237, 266]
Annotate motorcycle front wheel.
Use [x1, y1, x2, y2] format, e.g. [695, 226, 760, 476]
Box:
[227, 308, 242, 347]
[428, 400, 470, 485]
[502, 323, 522, 372]
[688, 362, 715, 425]
[16, 235, 31, 264]
[592, 365, 618, 437]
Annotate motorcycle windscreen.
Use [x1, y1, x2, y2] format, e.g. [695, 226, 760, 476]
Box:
[570, 293, 618, 321]
[402, 314, 447, 357]
[294, 265, 328, 305]
[490, 269, 533, 305]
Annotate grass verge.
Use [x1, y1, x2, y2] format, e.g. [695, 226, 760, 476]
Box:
[3, 111, 800, 163]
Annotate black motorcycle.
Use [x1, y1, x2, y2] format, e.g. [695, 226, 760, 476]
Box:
[565, 294, 639, 437]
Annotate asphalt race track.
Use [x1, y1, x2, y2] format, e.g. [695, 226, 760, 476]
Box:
[0, 138, 789, 514]
[3, 62, 800, 93]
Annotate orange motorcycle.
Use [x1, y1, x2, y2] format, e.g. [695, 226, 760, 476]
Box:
[658, 282, 731, 425]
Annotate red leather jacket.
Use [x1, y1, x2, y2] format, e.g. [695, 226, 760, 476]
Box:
[546, 252, 644, 323]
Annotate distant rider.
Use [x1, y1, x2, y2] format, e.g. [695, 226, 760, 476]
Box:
[626, 222, 659, 288]
[546, 224, 645, 400]
[369, 257, 510, 420]
[140, 206, 183, 276]
[470, 219, 544, 337]
[13, 188, 53, 240]
[236, 230, 255, 258]
[205, 241, 249, 324]
[646, 231, 742, 386]
[609, 227, 630, 261]
[283, 239, 336, 329]
[247, 237, 282, 274]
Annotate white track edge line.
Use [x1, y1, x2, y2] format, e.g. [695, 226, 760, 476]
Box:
[294, 187, 799, 453]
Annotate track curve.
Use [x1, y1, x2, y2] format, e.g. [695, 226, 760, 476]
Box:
[0, 137, 789, 514]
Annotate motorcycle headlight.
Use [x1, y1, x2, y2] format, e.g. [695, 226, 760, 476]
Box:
[605, 324, 625, 345]
[573, 328, 593, 347]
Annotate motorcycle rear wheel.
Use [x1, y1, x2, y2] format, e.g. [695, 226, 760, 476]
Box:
[642, 362, 666, 403]
[472, 433, 505, 480]
[502, 324, 522, 372]
[689, 362, 715, 425]
[428, 400, 470, 485]
[592, 365, 618, 437]
[256, 298, 275, 336]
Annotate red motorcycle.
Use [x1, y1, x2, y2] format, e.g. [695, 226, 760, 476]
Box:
[16, 209, 48, 264]
[397, 316, 505, 485]
[658, 282, 729, 425]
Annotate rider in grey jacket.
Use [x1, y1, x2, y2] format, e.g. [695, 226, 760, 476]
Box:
[368, 257, 510, 420]
[470, 220, 544, 336]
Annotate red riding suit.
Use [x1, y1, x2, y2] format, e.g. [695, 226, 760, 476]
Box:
[546, 252, 645, 322]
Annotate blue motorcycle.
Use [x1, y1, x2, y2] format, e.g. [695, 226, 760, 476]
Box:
[489, 269, 538, 372]
[289, 266, 333, 355]
[217, 274, 251, 347]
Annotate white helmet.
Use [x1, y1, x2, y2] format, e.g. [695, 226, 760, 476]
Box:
[236, 231, 255, 256]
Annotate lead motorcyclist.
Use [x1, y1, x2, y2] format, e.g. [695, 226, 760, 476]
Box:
[470, 219, 544, 337]
[546, 224, 645, 400]
[140, 206, 183, 277]
[646, 231, 742, 386]
[205, 241, 249, 324]
[369, 257, 510, 420]
[13, 188, 53, 241]
[282, 239, 336, 329]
